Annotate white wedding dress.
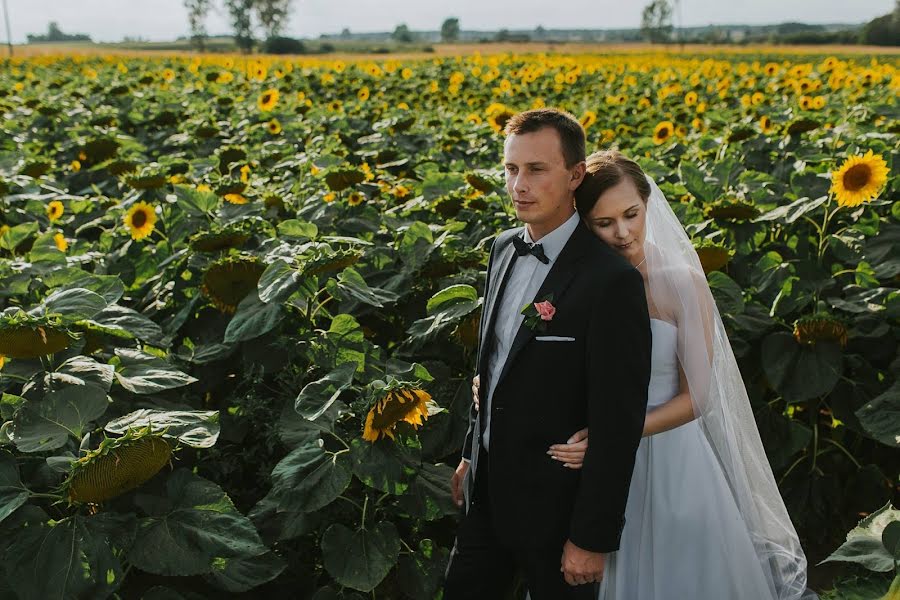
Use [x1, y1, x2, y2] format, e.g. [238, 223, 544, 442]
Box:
[597, 318, 777, 599]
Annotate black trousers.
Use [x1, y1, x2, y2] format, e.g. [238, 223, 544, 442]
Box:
[443, 447, 598, 600]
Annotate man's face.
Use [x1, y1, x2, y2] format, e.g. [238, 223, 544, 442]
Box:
[503, 127, 584, 238]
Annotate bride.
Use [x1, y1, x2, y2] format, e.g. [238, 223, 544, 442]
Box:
[472, 150, 815, 599]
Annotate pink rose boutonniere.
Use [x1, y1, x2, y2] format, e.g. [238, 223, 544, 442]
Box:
[521, 294, 555, 332]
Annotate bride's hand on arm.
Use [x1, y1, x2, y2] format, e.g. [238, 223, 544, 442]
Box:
[472, 375, 480, 411]
[548, 427, 589, 469]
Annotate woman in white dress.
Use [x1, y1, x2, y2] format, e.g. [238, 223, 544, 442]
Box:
[473, 150, 815, 600]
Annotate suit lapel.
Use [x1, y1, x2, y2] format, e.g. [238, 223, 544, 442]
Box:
[477, 234, 519, 374]
[493, 222, 592, 391]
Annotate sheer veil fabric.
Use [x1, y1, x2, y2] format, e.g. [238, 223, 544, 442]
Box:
[642, 176, 813, 599]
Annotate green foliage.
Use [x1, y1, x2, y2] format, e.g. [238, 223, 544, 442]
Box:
[0, 49, 895, 598]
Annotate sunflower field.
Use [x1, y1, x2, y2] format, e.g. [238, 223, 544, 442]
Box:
[0, 49, 897, 599]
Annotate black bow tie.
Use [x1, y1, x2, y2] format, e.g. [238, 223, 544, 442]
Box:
[512, 235, 549, 264]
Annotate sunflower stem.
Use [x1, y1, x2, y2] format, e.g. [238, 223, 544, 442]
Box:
[360, 493, 369, 530]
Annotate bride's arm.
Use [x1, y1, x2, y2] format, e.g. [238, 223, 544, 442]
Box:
[644, 267, 716, 436]
[641, 365, 695, 436]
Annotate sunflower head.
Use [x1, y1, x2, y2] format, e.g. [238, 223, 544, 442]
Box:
[362, 382, 434, 442]
[47, 200, 64, 222]
[123, 201, 158, 241]
[347, 191, 365, 206]
[694, 241, 734, 274]
[704, 197, 760, 221]
[201, 255, 266, 314]
[653, 121, 675, 145]
[257, 88, 280, 112]
[266, 118, 282, 135]
[300, 247, 363, 279]
[0, 313, 75, 359]
[63, 426, 172, 504]
[487, 107, 516, 134]
[793, 314, 848, 348]
[831, 150, 890, 208]
[580, 111, 598, 130]
[189, 222, 253, 253]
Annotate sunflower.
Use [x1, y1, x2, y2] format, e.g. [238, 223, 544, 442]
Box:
[684, 91, 698, 106]
[53, 232, 68, 252]
[487, 107, 516, 134]
[266, 118, 282, 135]
[362, 386, 433, 442]
[224, 193, 249, 205]
[0, 355, 5, 370]
[47, 200, 64, 222]
[257, 88, 279, 112]
[0, 318, 73, 358]
[694, 241, 733, 273]
[123, 201, 157, 241]
[652, 121, 675, 145]
[831, 150, 890, 207]
[357, 87, 370, 102]
[401, 67, 413, 80]
[323, 192, 336, 203]
[201, 256, 265, 313]
[759, 115, 776, 134]
[580, 110, 598, 130]
[793, 315, 848, 348]
[347, 191, 365, 206]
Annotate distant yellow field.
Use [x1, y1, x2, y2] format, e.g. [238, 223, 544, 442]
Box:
[8, 41, 900, 61]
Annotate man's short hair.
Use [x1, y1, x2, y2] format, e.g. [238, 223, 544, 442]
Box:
[503, 108, 586, 168]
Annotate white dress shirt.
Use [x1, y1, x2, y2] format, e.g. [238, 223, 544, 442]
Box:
[482, 211, 581, 451]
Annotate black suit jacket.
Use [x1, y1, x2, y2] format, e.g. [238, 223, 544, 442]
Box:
[462, 219, 652, 553]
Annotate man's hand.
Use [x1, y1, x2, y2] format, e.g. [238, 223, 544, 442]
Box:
[450, 459, 469, 507]
[560, 539, 605, 586]
[472, 375, 480, 411]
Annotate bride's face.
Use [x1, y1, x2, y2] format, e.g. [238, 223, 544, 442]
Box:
[585, 178, 647, 265]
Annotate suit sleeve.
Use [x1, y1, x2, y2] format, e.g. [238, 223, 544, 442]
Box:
[568, 266, 652, 553]
[462, 236, 498, 461]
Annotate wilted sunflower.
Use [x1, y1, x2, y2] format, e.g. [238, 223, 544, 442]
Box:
[831, 150, 889, 208]
[47, 200, 65, 222]
[363, 385, 433, 442]
[653, 121, 675, 145]
[257, 88, 279, 112]
[0, 316, 74, 358]
[201, 256, 265, 313]
[694, 241, 733, 274]
[267, 118, 282, 135]
[123, 201, 157, 241]
[793, 314, 848, 348]
[64, 427, 172, 504]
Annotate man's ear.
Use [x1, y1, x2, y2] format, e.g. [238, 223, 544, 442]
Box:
[569, 161, 587, 191]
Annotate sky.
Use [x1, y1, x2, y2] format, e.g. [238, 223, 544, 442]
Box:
[6, 0, 897, 43]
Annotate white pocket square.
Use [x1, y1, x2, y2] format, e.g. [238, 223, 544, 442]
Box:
[534, 336, 575, 342]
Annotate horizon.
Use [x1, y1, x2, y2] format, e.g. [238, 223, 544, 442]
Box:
[8, 0, 896, 44]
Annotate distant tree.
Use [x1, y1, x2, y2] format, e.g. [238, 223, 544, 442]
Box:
[225, 0, 255, 52]
[641, 0, 673, 43]
[26, 21, 92, 43]
[392, 23, 413, 43]
[535, 25, 546, 40]
[441, 17, 460, 42]
[860, 11, 900, 46]
[340, 27, 351, 39]
[183, 0, 212, 51]
[256, 0, 292, 40]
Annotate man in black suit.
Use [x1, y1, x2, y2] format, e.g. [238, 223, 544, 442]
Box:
[444, 109, 652, 599]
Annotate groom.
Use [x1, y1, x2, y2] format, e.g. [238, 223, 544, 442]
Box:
[444, 109, 652, 599]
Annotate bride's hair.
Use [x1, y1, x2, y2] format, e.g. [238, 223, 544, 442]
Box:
[574, 150, 651, 219]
